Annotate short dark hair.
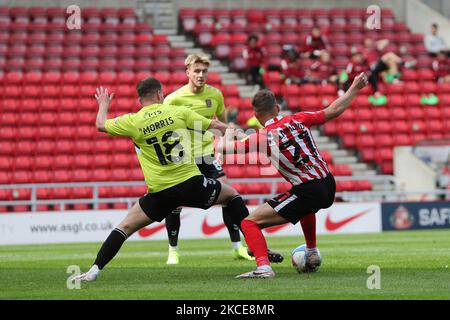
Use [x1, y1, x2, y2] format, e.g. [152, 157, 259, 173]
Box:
[248, 34, 259, 42]
[136, 77, 162, 99]
[432, 23, 438, 29]
[252, 89, 276, 115]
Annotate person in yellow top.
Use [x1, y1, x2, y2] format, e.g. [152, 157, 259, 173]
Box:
[75, 77, 253, 282]
[162, 53, 253, 264]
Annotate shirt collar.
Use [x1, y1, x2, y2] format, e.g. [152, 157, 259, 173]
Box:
[264, 115, 283, 127]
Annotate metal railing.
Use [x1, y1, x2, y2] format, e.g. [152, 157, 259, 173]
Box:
[5, 176, 449, 209]
[0, 175, 410, 212]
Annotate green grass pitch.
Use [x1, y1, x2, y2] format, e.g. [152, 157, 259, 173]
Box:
[1, 229, 449, 300]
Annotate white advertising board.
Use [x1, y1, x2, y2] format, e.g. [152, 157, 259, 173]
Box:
[0, 203, 381, 245]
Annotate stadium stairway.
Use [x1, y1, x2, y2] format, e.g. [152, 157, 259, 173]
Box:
[160, 31, 250, 88]
[136, 0, 177, 31]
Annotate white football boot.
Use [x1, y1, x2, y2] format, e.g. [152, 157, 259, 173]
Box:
[74, 265, 100, 282]
[235, 266, 275, 278]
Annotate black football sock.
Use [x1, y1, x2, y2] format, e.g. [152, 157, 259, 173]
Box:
[165, 208, 182, 247]
[94, 228, 128, 270]
[222, 205, 241, 242]
[225, 195, 250, 233]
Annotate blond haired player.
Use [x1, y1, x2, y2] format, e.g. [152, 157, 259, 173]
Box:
[162, 53, 255, 264]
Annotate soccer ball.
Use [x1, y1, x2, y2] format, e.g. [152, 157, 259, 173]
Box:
[291, 244, 307, 273]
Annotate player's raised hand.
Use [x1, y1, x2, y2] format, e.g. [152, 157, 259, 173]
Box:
[95, 86, 115, 106]
[351, 72, 369, 90]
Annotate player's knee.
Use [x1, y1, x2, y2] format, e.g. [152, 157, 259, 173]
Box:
[218, 183, 239, 203]
[241, 217, 265, 232]
[117, 221, 135, 236]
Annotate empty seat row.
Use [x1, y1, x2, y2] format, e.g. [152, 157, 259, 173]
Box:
[0, 6, 136, 18]
[0, 32, 165, 45]
[180, 8, 397, 30]
[0, 44, 181, 59]
[0, 71, 222, 85]
[0, 139, 133, 156]
[179, 7, 394, 19]
[0, 168, 145, 184]
[0, 153, 139, 170]
[0, 58, 186, 72]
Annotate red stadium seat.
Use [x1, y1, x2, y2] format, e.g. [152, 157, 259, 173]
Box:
[375, 148, 393, 163]
[34, 156, 53, 170]
[354, 180, 373, 191]
[15, 141, 35, 155]
[427, 120, 444, 134]
[0, 113, 17, 127]
[336, 181, 357, 192]
[355, 134, 376, 149]
[0, 170, 10, 184]
[63, 71, 79, 84]
[2, 127, 16, 141]
[333, 164, 352, 176]
[12, 171, 31, 184]
[392, 134, 411, 146]
[12, 205, 31, 213]
[375, 121, 394, 134]
[33, 169, 54, 183]
[377, 134, 394, 148]
[12, 155, 33, 171]
[0, 157, 11, 171]
[55, 140, 74, 154]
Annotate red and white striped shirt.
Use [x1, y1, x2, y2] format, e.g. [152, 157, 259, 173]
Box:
[235, 111, 330, 185]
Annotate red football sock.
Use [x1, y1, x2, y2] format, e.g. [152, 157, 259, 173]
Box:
[241, 219, 270, 267]
[300, 213, 316, 249]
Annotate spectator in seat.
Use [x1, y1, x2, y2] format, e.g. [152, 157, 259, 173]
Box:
[243, 34, 266, 88]
[305, 50, 338, 84]
[362, 38, 389, 70]
[280, 47, 304, 85]
[303, 26, 330, 59]
[346, 43, 416, 105]
[340, 51, 370, 92]
[424, 23, 448, 57]
[360, 38, 389, 104]
[432, 50, 450, 83]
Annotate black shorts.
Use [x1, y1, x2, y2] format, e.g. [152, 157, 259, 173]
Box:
[138, 175, 222, 222]
[268, 174, 336, 224]
[196, 155, 225, 179]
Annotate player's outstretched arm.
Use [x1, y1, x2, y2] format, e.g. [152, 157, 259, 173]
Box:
[95, 86, 115, 132]
[323, 72, 368, 122]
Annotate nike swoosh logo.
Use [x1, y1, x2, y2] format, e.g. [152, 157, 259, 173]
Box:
[202, 217, 226, 235]
[265, 223, 290, 234]
[325, 209, 372, 231]
[138, 213, 188, 238]
[138, 223, 166, 237]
